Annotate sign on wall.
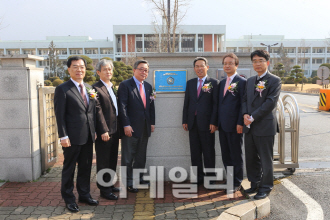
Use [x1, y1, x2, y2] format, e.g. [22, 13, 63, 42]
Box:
[154, 70, 187, 93]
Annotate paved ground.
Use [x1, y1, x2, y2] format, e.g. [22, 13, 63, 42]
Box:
[0, 146, 245, 220]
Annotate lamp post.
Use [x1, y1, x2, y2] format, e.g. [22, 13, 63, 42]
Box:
[260, 43, 278, 53]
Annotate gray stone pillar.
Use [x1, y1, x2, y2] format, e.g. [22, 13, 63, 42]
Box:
[0, 55, 44, 181]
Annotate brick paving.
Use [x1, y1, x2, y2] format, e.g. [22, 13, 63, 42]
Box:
[0, 145, 246, 219]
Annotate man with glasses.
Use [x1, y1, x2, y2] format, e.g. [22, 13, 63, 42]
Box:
[118, 60, 155, 193]
[218, 53, 246, 192]
[242, 50, 281, 200]
[54, 56, 108, 212]
[182, 57, 219, 185]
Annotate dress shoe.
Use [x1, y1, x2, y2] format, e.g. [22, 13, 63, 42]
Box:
[66, 202, 79, 213]
[127, 186, 139, 193]
[78, 197, 99, 206]
[254, 191, 270, 200]
[139, 180, 150, 185]
[111, 186, 121, 192]
[244, 187, 259, 194]
[101, 192, 118, 200]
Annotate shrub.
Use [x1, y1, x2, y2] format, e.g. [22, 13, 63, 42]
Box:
[44, 80, 52, 86]
[52, 79, 64, 87]
[49, 76, 60, 82]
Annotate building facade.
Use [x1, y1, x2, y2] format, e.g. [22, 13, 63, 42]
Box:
[1, 25, 329, 77]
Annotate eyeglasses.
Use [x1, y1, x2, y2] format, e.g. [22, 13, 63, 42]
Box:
[252, 60, 267, 64]
[137, 68, 149, 73]
[223, 63, 235, 66]
[195, 65, 206, 69]
[71, 65, 86, 70]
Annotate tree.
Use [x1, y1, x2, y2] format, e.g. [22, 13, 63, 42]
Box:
[272, 63, 285, 77]
[64, 55, 96, 85]
[147, 0, 190, 53]
[47, 41, 65, 79]
[288, 65, 304, 88]
[275, 43, 292, 76]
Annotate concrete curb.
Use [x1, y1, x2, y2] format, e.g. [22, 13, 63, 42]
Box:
[281, 90, 319, 96]
[217, 179, 270, 220]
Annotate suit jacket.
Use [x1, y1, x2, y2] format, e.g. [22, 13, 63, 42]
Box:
[117, 77, 155, 138]
[54, 80, 107, 145]
[242, 71, 281, 136]
[182, 76, 220, 131]
[93, 80, 118, 136]
[218, 74, 246, 132]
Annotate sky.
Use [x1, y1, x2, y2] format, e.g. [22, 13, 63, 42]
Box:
[0, 0, 329, 41]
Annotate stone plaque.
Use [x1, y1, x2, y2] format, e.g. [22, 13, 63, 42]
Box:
[154, 70, 187, 93]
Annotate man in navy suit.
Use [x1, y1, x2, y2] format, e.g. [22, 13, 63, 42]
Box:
[117, 60, 155, 193]
[182, 57, 220, 184]
[54, 56, 108, 212]
[242, 50, 281, 200]
[218, 53, 246, 191]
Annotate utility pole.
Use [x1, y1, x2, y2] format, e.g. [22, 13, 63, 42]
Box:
[167, 0, 170, 53]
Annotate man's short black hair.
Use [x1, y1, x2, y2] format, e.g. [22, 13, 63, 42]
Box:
[193, 57, 208, 67]
[250, 50, 270, 61]
[67, 56, 87, 68]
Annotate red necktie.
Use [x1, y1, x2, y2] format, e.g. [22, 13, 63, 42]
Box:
[197, 79, 203, 97]
[140, 82, 146, 109]
[223, 77, 230, 97]
[79, 84, 88, 107]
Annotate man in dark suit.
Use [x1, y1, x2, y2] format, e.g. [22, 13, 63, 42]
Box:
[93, 59, 121, 200]
[218, 53, 246, 191]
[54, 56, 108, 212]
[182, 57, 219, 185]
[117, 60, 155, 193]
[242, 50, 281, 200]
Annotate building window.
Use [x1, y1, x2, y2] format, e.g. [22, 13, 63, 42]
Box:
[312, 59, 323, 64]
[226, 47, 236, 53]
[38, 60, 50, 66]
[0, 50, 4, 55]
[23, 49, 36, 55]
[198, 34, 203, 52]
[238, 47, 251, 53]
[144, 34, 159, 52]
[298, 48, 310, 53]
[136, 34, 143, 52]
[85, 48, 98, 54]
[56, 49, 67, 55]
[327, 59, 330, 63]
[38, 49, 48, 55]
[100, 48, 113, 54]
[7, 50, 20, 55]
[327, 48, 330, 53]
[284, 48, 295, 53]
[181, 34, 195, 52]
[69, 49, 83, 55]
[312, 48, 325, 53]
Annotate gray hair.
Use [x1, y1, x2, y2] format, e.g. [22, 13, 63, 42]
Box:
[133, 60, 149, 69]
[96, 59, 114, 72]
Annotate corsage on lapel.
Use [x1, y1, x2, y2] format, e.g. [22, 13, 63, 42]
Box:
[255, 80, 267, 97]
[202, 83, 213, 93]
[227, 81, 239, 96]
[87, 88, 98, 100]
[150, 89, 156, 103]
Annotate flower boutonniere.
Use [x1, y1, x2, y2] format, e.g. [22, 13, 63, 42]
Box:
[150, 89, 156, 102]
[227, 81, 239, 96]
[87, 87, 98, 100]
[255, 80, 267, 97]
[202, 83, 213, 93]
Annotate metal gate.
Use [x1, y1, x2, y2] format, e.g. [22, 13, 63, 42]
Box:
[274, 94, 300, 173]
[39, 86, 58, 173]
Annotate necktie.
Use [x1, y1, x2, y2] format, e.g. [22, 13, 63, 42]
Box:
[79, 84, 88, 107]
[197, 79, 203, 97]
[140, 82, 146, 109]
[223, 77, 230, 97]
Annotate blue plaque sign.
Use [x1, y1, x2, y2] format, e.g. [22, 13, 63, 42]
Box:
[154, 70, 187, 93]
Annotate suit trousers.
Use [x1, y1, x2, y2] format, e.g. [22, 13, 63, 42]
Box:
[244, 132, 274, 192]
[121, 121, 149, 186]
[95, 130, 119, 193]
[219, 128, 243, 187]
[61, 134, 93, 204]
[189, 117, 215, 182]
